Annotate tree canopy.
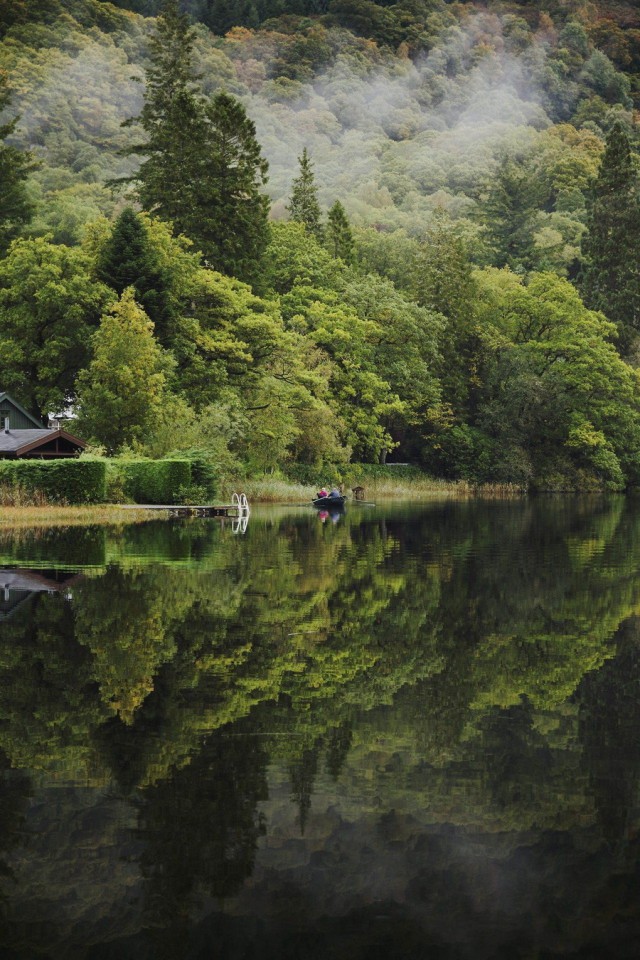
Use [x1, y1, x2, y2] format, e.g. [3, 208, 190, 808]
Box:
[0, 0, 639, 486]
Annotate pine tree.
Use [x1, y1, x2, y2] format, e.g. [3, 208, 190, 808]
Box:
[0, 71, 35, 254]
[580, 120, 640, 355]
[287, 147, 323, 240]
[95, 208, 175, 342]
[196, 92, 270, 284]
[121, 0, 206, 236]
[121, 2, 270, 285]
[326, 200, 354, 264]
[482, 155, 543, 271]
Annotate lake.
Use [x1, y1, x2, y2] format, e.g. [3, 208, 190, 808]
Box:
[1, 497, 640, 959]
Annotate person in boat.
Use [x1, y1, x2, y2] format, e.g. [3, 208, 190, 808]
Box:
[317, 486, 328, 499]
[329, 486, 341, 498]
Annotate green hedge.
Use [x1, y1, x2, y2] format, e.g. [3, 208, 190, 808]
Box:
[113, 459, 193, 505]
[0, 459, 107, 504]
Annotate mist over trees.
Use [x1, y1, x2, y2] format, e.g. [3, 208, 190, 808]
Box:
[1, 0, 640, 486]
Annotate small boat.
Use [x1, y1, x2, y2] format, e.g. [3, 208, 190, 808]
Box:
[312, 495, 346, 508]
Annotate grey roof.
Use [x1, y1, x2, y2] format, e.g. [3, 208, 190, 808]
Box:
[0, 392, 43, 428]
[0, 428, 85, 454]
[0, 429, 55, 453]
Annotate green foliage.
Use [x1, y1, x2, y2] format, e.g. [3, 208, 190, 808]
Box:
[109, 457, 192, 503]
[467, 269, 640, 488]
[0, 70, 35, 253]
[481, 154, 545, 271]
[410, 217, 478, 422]
[262, 221, 341, 294]
[121, 3, 270, 284]
[0, 236, 111, 417]
[580, 119, 640, 355]
[196, 91, 270, 284]
[0, 457, 106, 503]
[287, 146, 323, 240]
[2, 0, 640, 483]
[94, 206, 176, 342]
[119, 0, 206, 229]
[76, 287, 172, 454]
[326, 199, 354, 263]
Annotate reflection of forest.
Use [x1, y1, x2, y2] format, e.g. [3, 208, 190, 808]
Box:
[1, 499, 640, 956]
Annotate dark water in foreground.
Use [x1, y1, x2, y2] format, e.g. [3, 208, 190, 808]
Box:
[2, 498, 640, 958]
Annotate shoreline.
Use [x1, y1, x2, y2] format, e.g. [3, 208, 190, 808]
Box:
[0, 477, 622, 529]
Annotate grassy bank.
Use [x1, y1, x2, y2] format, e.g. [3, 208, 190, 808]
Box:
[0, 472, 524, 527]
[0, 505, 167, 529]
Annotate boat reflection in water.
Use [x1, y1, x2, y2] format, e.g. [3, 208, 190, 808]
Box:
[317, 508, 343, 524]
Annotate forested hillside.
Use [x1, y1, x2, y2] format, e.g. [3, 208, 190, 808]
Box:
[1, 0, 640, 488]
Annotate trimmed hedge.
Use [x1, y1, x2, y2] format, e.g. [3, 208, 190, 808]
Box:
[0, 459, 107, 504]
[0, 457, 219, 506]
[114, 459, 192, 505]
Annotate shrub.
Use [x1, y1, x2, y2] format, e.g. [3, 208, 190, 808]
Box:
[0, 459, 107, 504]
[112, 459, 192, 504]
[178, 450, 218, 499]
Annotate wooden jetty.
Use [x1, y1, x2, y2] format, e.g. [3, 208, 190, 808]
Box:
[119, 492, 251, 520]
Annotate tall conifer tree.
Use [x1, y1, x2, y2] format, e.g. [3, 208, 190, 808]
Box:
[287, 148, 323, 240]
[580, 120, 640, 355]
[121, 1, 270, 285]
[326, 200, 354, 264]
[197, 92, 270, 285]
[95, 208, 175, 343]
[122, 0, 205, 235]
[483, 155, 543, 271]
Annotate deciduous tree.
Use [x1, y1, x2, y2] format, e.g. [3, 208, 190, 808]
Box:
[0, 237, 111, 418]
[76, 288, 172, 453]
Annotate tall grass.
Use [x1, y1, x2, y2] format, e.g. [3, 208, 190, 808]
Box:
[221, 478, 313, 503]
[0, 504, 169, 529]
[225, 476, 526, 503]
[0, 484, 52, 507]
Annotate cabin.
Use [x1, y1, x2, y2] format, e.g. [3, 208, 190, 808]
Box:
[0, 391, 86, 459]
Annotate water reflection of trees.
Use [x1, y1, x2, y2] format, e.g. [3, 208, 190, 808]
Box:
[1, 500, 640, 947]
[0, 501, 640, 791]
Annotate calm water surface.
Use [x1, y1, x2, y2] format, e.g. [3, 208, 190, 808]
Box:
[1, 498, 640, 959]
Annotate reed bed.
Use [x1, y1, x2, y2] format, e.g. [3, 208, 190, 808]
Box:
[228, 476, 527, 503]
[221, 478, 314, 503]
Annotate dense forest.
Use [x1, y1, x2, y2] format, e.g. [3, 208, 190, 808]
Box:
[1, 0, 640, 487]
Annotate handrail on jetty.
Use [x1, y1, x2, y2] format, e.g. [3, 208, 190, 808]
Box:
[169, 492, 251, 518]
[119, 494, 251, 520]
